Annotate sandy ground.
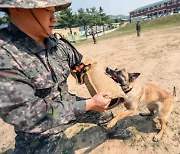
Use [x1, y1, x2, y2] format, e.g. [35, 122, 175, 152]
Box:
[0, 26, 180, 154]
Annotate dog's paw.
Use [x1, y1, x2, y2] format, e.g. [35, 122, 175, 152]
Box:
[107, 119, 117, 128]
[107, 123, 113, 129]
[152, 136, 159, 142]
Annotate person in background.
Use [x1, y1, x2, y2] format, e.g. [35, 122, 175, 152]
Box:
[91, 27, 97, 44]
[0, 0, 131, 153]
[136, 21, 141, 37]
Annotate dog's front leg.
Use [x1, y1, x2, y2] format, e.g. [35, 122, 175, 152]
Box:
[107, 110, 135, 128]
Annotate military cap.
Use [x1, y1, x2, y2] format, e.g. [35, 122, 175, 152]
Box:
[0, 0, 71, 12]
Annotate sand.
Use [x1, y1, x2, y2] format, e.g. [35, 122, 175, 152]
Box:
[0, 26, 180, 154]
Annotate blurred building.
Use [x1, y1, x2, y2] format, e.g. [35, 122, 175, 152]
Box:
[130, 0, 180, 21]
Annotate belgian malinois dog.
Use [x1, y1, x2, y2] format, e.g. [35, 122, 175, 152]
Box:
[105, 67, 175, 142]
[71, 57, 127, 110]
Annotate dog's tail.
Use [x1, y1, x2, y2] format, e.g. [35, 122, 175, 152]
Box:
[173, 86, 179, 102]
[173, 86, 176, 97]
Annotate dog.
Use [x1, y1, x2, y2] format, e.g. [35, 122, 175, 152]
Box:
[71, 56, 127, 110]
[105, 67, 175, 142]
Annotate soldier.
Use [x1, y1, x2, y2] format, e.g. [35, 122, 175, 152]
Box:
[136, 21, 141, 37]
[91, 28, 97, 44]
[0, 0, 131, 153]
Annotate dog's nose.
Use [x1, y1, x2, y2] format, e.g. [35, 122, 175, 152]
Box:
[105, 67, 109, 72]
[121, 82, 128, 87]
[105, 67, 112, 74]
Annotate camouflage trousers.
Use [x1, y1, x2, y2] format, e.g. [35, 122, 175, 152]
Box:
[14, 131, 75, 154]
[13, 111, 112, 154]
[137, 30, 141, 37]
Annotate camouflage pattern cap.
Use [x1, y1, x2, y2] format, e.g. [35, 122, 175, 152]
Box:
[0, 0, 71, 12]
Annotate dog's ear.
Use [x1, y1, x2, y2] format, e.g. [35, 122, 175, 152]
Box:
[129, 73, 140, 81]
[122, 68, 126, 72]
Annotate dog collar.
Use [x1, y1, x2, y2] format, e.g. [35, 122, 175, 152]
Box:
[124, 87, 133, 94]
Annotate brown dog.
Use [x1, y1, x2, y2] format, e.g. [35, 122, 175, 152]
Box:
[71, 56, 127, 109]
[105, 67, 175, 142]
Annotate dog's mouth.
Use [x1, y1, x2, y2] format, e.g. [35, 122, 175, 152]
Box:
[105, 67, 116, 76]
[105, 67, 118, 82]
[105, 67, 124, 85]
[106, 98, 125, 110]
[121, 85, 129, 90]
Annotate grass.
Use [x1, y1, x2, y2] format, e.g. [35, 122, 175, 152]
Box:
[76, 13, 180, 45]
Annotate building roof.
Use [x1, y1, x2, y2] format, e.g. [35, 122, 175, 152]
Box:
[130, 0, 168, 12]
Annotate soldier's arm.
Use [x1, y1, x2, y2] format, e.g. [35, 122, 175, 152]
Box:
[0, 71, 86, 132]
[0, 53, 86, 133]
[56, 36, 83, 68]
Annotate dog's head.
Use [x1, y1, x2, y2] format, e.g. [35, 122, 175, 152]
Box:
[105, 67, 140, 92]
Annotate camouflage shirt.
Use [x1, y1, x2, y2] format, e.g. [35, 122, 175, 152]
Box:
[0, 23, 86, 135]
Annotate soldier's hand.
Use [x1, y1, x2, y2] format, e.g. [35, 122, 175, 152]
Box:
[86, 92, 111, 112]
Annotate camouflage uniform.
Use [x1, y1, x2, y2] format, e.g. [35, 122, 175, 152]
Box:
[0, 22, 87, 153]
[136, 21, 141, 37]
[0, 0, 71, 11]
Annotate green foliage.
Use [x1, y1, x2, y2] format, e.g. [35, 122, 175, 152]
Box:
[77, 8, 88, 27]
[76, 13, 180, 44]
[105, 13, 180, 38]
[142, 13, 180, 29]
[56, 8, 76, 29]
[55, 6, 111, 37]
[56, 6, 110, 29]
[116, 13, 180, 35]
[106, 18, 119, 24]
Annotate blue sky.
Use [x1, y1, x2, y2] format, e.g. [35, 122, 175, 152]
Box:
[70, 0, 163, 15]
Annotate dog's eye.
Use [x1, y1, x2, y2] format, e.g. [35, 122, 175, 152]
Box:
[122, 74, 126, 80]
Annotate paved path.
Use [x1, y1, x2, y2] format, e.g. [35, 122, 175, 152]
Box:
[88, 22, 129, 38]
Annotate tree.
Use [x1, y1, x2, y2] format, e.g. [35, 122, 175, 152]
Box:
[56, 8, 77, 34]
[77, 8, 89, 37]
[87, 7, 102, 36]
[55, 6, 110, 37]
[98, 7, 109, 33]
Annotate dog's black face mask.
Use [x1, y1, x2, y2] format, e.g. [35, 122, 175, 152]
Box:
[105, 67, 128, 86]
[105, 67, 140, 91]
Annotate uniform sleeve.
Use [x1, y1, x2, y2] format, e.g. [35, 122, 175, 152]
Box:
[0, 38, 86, 133]
[67, 46, 83, 69]
[0, 72, 86, 132]
[58, 37, 83, 69]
